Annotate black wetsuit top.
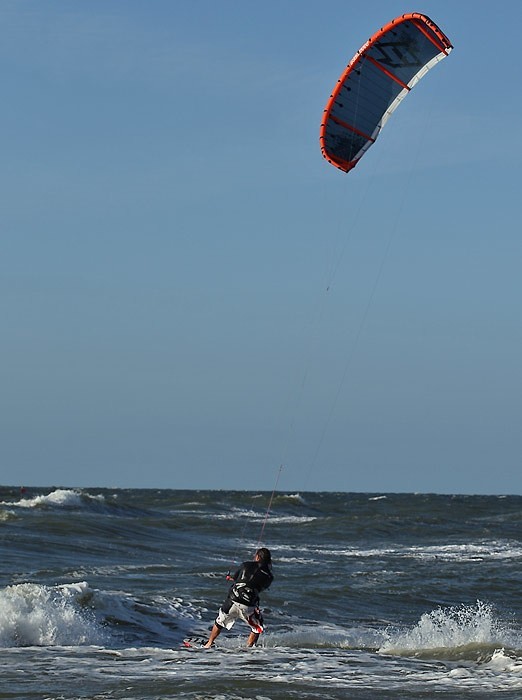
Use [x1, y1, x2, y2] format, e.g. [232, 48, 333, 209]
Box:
[227, 560, 273, 607]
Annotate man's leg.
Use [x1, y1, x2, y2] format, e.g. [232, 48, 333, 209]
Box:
[204, 624, 222, 648]
[246, 631, 260, 647]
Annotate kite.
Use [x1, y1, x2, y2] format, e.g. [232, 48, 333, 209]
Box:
[319, 13, 453, 173]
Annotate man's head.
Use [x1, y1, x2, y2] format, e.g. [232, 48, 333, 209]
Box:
[255, 547, 272, 565]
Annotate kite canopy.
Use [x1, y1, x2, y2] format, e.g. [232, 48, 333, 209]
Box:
[320, 13, 453, 173]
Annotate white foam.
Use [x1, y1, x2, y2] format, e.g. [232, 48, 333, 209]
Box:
[0, 509, 16, 522]
[6, 489, 76, 508]
[209, 509, 316, 525]
[277, 493, 306, 505]
[486, 648, 522, 674]
[380, 601, 518, 657]
[262, 623, 385, 650]
[289, 540, 522, 563]
[407, 541, 522, 562]
[263, 515, 317, 524]
[0, 582, 104, 647]
[4, 488, 105, 509]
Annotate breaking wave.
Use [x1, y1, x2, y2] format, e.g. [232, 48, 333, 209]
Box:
[380, 601, 521, 660]
[0, 582, 104, 647]
[2, 488, 105, 510]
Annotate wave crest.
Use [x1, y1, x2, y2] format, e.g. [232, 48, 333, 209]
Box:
[5, 489, 105, 509]
[380, 601, 519, 660]
[0, 581, 103, 647]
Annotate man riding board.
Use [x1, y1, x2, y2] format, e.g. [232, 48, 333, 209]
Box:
[204, 547, 273, 648]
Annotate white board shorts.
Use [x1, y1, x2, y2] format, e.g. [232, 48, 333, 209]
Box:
[215, 601, 264, 634]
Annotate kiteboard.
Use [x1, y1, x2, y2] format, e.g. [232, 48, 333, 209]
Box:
[182, 635, 211, 649]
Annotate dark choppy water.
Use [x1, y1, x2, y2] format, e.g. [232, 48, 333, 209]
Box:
[1, 486, 522, 698]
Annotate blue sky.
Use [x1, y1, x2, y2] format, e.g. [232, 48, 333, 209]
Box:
[2, 1, 521, 494]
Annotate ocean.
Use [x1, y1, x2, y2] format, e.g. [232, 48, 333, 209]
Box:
[1, 486, 522, 699]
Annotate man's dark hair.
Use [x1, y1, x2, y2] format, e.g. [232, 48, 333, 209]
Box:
[256, 547, 272, 565]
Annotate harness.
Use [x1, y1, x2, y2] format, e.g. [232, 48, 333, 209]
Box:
[230, 581, 258, 606]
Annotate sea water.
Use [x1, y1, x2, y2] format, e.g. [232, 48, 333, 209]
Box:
[1, 487, 522, 699]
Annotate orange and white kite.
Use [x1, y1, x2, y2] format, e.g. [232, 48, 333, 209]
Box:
[320, 13, 453, 173]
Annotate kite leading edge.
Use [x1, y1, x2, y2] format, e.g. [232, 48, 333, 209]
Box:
[320, 13, 453, 173]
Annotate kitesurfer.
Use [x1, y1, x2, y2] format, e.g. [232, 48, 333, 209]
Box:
[204, 547, 274, 648]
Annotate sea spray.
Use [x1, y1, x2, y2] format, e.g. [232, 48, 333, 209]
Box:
[380, 601, 515, 659]
[0, 582, 103, 647]
[14, 489, 104, 509]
